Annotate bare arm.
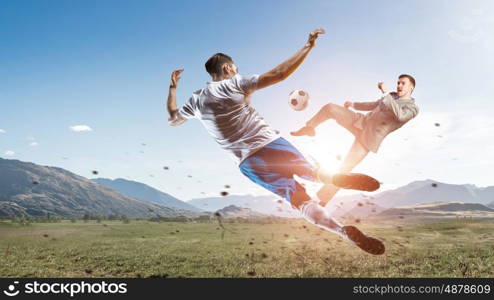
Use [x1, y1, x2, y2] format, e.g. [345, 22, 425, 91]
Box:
[353, 100, 381, 111]
[344, 81, 389, 111]
[257, 28, 325, 90]
[167, 69, 187, 126]
[343, 82, 388, 111]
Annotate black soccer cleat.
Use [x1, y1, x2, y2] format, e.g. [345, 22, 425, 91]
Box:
[342, 225, 385, 255]
[332, 173, 380, 192]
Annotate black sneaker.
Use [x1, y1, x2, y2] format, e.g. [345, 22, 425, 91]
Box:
[332, 173, 380, 192]
[342, 225, 385, 255]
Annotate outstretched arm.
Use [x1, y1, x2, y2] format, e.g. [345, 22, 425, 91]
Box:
[167, 69, 187, 126]
[256, 28, 325, 90]
[344, 100, 381, 111]
[343, 82, 387, 111]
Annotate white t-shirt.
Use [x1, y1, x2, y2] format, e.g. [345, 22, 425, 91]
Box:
[172, 74, 280, 164]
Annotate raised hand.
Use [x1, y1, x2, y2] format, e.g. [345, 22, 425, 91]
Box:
[306, 28, 326, 48]
[170, 69, 184, 88]
[377, 82, 387, 94]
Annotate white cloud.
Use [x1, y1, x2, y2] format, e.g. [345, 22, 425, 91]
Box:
[4, 150, 15, 156]
[0, 129, 5, 134]
[29, 142, 39, 147]
[69, 125, 93, 132]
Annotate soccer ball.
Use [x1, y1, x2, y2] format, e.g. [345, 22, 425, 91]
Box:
[289, 90, 309, 111]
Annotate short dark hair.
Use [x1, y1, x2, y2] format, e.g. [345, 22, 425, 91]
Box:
[399, 74, 416, 87]
[205, 53, 234, 76]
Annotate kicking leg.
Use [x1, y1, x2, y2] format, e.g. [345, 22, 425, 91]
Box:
[293, 191, 384, 255]
[291, 189, 345, 237]
[291, 103, 358, 137]
[291, 103, 334, 136]
[317, 138, 370, 206]
[238, 138, 383, 255]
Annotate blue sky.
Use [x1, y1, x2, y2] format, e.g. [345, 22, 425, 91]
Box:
[1, 0, 493, 201]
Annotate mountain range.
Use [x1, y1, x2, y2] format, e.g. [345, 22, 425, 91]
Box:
[328, 179, 494, 219]
[214, 205, 267, 219]
[189, 179, 494, 219]
[92, 178, 202, 213]
[377, 202, 494, 217]
[1, 158, 493, 220]
[0, 158, 198, 218]
[188, 194, 299, 218]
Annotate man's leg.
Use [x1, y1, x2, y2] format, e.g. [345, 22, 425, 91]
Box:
[317, 138, 370, 206]
[291, 189, 345, 237]
[290, 103, 373, 204]
[339, 139, 370, 174]
[239, 139, 383, 255]
[240, 152, 345, 237]
[291, 103, 358, 136]
[292, 190, 384, 255]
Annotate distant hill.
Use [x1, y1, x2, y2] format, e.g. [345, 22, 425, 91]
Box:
[0, 158, 196, 218]
[371, 179, 494, 208]
[335, 201, 387, 220]
[327, 179, 494, 220]
[377, 202, 494, 217]
[214, 205, 266, 219]
[188, 194, 298, 217]
[92, 178, 202, 213]
[186, 179, 494, 220]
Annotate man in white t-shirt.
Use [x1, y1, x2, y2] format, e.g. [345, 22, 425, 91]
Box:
[166, 29, 384, 255]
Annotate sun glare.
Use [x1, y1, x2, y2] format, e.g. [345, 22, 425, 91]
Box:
[293, 135, 351, 175]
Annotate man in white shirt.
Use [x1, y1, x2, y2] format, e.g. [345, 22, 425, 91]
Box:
[166, 29, 384, 255]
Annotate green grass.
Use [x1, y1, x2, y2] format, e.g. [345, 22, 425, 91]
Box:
[0, 218, 493, 278]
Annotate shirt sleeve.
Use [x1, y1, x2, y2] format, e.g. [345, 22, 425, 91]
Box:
[353, 97, 383, 111]
[234, 74, 259, 94]
[382, 96, 419, 122]
[178, 95, 197, 119]
[168, 95, 198, 126]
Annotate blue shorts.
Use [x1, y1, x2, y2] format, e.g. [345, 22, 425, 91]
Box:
[239, 137, 317, 204]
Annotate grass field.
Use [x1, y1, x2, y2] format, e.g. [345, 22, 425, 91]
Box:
[1, 218, 493, 278]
